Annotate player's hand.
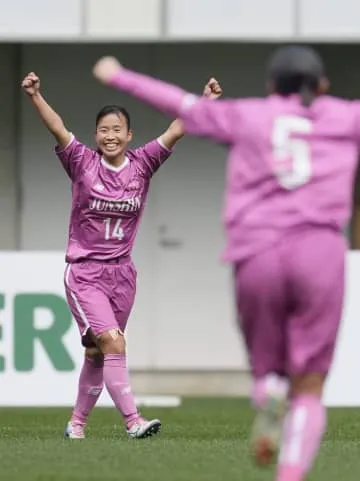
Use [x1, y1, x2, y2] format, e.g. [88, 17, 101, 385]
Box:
[203, 77, 223, 99]
[93, 56, 123, 84]
[21, 72, 40, 96]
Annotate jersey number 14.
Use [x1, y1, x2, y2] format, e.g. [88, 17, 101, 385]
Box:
[272, 115, 313, 189]
[104, 218, 124, 241]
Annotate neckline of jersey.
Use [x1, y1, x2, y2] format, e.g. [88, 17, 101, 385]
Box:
[100, 156, 130, 172]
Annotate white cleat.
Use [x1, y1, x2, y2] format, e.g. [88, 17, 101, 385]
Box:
[251, 394, 287, 466]
[64, 421, 85, 440]
[127, 418, 161, 439]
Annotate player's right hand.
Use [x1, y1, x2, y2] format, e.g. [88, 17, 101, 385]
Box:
[21, 72, 40, 96]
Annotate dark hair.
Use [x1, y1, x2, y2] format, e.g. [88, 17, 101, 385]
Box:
[95, 105, 131, 130]
[273, 73, 319, 107]
[268, 46, 325, 107]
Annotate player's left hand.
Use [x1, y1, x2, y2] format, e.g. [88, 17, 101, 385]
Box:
[93, 56, 123, 84]
[203, 77, 223, 99]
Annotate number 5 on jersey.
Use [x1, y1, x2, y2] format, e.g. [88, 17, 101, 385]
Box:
[104, 217, 124, 240]
[272, 115, 313, 189]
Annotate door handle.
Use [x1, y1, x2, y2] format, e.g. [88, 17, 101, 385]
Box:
[158, 238, 183, 249]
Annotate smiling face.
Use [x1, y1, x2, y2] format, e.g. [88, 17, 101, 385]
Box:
[95, 109, 133, 163]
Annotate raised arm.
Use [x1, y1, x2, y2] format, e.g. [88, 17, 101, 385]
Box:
[159, 78, 223, 150]
[22, 72, 72, 149]
[93, 57, 238, 144]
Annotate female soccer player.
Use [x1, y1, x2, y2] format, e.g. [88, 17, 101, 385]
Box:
[93, 46, 360, 480]
[22, 71, 222, 440]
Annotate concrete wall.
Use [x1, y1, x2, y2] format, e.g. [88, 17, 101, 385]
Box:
[2, 1, 360, 41]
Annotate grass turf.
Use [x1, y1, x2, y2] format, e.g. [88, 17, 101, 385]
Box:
[0, 398, 359, 481]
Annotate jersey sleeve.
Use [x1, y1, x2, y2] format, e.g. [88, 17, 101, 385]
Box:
[132, 138, 173, 178]
[107, 68, 240, 145]
[55, 135, 95, 181]
[179, 96, 240, 144]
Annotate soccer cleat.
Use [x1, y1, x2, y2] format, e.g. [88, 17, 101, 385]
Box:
[251, 394, 287, 466]
[127, 418, 161, 439]
[64, 421, 85, 439]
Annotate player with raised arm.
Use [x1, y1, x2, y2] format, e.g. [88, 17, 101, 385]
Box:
[93, 46, 360, 480]
[21, 71, 222, 440]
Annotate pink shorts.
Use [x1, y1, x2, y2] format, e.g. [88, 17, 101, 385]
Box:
[64, 257, 136, 340]
[234, 228, 345, 378]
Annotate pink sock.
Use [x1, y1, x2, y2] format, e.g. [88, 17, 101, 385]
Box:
[103, 354, 139, 427]
[251, 373, 289, 409]
[71, 356, 104, 425]
[276, 395, 326, 481]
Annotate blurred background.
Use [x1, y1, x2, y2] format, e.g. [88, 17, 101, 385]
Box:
[1, 0, 360, 407]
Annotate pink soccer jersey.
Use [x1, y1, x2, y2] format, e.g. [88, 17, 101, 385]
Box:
[180, 94, 360, 262]
[107, 70, 360, 262]
[55, 136, 172, 262]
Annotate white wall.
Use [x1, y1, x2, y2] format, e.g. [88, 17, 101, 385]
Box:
[85, 0, 162, 39]
[0, 0, 81, 39]
[167, 0, 295, 39]
[3, 0, 360, 42]
[0, 250, 359, 404]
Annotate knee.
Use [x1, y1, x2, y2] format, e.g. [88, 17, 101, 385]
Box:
[290, 373, 325, 398]
[98, 328, 126, 355]
[85, 347, 104, 367]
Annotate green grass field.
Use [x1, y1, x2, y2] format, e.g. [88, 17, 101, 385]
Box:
[0, 398, 359, 481]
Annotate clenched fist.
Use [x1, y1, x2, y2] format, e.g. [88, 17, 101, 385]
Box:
[203, 77, 223, 100]
[22, 72, 40, 96]
[93, 57, 122, 84]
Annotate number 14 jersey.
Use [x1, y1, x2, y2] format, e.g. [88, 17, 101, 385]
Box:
[55, 136, 172, 262]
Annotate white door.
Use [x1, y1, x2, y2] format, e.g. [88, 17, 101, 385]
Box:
[151, 138, 248, 370]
